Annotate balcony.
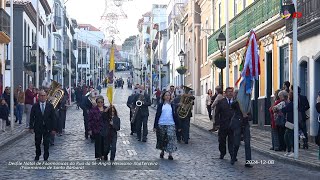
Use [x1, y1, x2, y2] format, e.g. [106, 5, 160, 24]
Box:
[0, 8, 10, 44]
[208, 0, 281, 56]
[285, 0, 320, 40]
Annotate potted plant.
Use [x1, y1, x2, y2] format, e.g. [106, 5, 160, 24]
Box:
[176, 66, 187, 75]
[212, 55, 226, 69]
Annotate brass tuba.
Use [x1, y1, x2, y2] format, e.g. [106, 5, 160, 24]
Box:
[177, 86, 195, 119]
[47, 80, 65, 109]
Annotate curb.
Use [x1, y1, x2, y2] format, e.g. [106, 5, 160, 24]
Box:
[0, 130, 29, 151]
[191, 122, 320, 170]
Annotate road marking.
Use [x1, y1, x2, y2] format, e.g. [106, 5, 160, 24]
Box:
[126, 149, 137, 156]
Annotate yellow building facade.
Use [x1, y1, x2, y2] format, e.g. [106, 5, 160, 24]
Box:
[207, 0, 289, 127]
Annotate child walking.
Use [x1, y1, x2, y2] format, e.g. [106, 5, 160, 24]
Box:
[0, 98, 9, 132]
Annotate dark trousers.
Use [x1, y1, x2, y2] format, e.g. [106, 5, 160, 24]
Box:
[271, 128, 280, 150]
[130, 111, 136, 133]
[35, 129, 51, 159]
[232, 124, 252, 162]
[136, 115, 148, 140]
[277, 126, 286, 151]
[207, 105, 212, 120]
[218, 128, 233, 157]
[300, 120, 308, 144]
[60, 110, 66, 130]
[105, 131, 117, 160]
[94, 133, 105, 158]
[83, 113, 89, 138]
[177, 118, 190, 142]
[284, 128, 294, 152]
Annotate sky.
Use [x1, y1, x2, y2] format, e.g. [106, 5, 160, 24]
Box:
[65, 0, 170, 45]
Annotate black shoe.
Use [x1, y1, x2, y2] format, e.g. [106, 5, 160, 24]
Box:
[34, 156, 40, 161]
[44, 158, 48, 161]
[231, 159, 235, 165]
[270, 147, 274, 150]
[142, 139, 146, 142]
[303, 144, 308, 149]
[274, 148, 281, 151]
[245, 164, 253, 168]
[185, 141, 188, 144]
[130, 132, 133, 135]
[50, 143, 54, 146]
[168, 155, 173, 160]
[160, 152, 164, 159]
[15, 119, 18, 123]
[137, 139, 141, 141]
[219, 155, 224, 159]
[85, 135, 88, 139]
[104, 156, 108, 161]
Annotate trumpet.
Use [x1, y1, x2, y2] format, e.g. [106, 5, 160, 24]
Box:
[136, 100, 142, 106]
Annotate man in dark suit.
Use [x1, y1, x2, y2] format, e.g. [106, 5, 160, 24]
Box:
[133, 85, 151, 142]
[127, 87, 138, 135]
[29, 90, 56, 161]
[215, 87, 234, 159]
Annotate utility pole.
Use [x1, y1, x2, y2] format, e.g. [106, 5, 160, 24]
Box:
[150, 14, 154, 95]
[192, 0, 196, 122]
[10, 0, 14, 131]
[225, 0, 229, 88]
[292, 0, 299, 159]
[69, 40, 72, 105]
[36, 0, 39, 88]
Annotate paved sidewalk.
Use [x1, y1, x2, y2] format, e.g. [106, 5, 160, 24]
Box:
[0, 102, 77, 150]
[191, 113, 320, 169]
[0, 115, 29, 150]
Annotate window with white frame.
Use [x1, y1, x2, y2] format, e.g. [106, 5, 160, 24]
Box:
[280, 45, 290, 87]
[234, 0, 238, 16]
[218, 3, 221, 28]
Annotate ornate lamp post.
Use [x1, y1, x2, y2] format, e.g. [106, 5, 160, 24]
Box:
[214, 31, 226, 90]
[177, 49, 186, 86]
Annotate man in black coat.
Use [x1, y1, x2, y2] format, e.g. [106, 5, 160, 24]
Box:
[215, 87, 234, 159]
[297, 87, 310, 149]
[127, 88, 138, 135]
[133, 86, 151, 142]
[29, 90, 56, 161]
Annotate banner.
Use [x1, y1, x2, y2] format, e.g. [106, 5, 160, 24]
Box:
[107, 41, 115, 104]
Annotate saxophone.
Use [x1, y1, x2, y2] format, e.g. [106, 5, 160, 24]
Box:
[131, 94, 144, 123]
[47, 80, 65, 109]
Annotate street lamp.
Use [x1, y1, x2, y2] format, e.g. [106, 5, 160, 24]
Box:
[29, 42, 37, 57]
[178, 49, 186, 86]
[216, 31, 226, 55]
[216, 31, 227, 90]
[178, 49, 186, 66]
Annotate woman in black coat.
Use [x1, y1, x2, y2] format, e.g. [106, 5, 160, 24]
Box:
[153, 91, 180, 160]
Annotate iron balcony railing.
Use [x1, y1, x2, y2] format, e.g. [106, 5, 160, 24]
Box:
[208, 0, 281, 56]
[0, 8, 10, 36]
[285, 0, 320, 32]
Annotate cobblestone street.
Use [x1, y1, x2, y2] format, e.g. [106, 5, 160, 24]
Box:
[0, 78, 319, 179]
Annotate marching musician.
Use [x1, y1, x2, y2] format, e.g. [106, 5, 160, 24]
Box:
[127, 86, 139, 135]
[133, 85, 151, 142]
[80, 87, 98, 140]
[101, 105, 120, 161]
[176, 87, 194, 144]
